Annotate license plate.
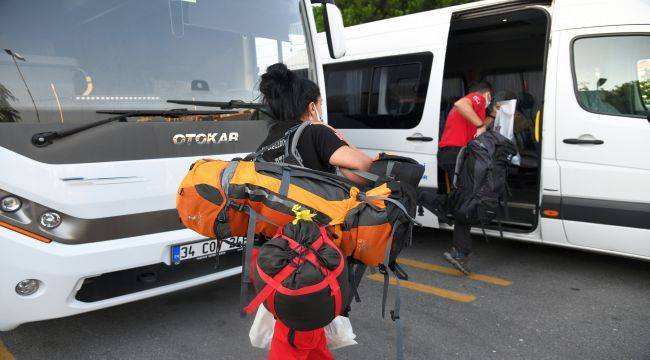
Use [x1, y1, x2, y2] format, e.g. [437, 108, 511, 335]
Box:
[171, 239, 219, 265]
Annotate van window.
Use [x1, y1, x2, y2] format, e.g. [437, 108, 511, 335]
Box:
[324, 52, 433, 129]
[573, 35, 650, 117]
[368, 63, 421, 116]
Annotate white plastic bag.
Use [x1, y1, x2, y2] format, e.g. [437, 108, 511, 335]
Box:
[493, 99, 517, 141]
[324, 316, 358, 350]
[249, 309, 357, 351]
[249, 306, 275, 349]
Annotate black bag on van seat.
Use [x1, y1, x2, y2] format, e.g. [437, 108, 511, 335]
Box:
[244, 219, 350, 331]
[449, 131, 517, 227]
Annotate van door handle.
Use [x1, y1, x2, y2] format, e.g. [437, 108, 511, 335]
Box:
[563, 138, 604, 145]
[406, 135, 433, 142]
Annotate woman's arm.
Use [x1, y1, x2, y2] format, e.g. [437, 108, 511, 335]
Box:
[329, 146, 373, 184]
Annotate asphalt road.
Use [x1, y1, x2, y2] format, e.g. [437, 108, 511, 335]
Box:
[2, 228, 650, 360]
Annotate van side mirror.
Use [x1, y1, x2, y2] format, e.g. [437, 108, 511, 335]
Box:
[314, 1, 346, 59]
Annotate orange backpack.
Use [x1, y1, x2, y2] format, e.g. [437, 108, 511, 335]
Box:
[176, 159, 417, 267]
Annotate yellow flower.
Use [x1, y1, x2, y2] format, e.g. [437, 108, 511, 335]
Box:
[291, 205, 316, 224]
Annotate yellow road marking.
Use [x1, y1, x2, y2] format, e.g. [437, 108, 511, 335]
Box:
[0, 340, 15, 360]
[367, 273, 476, 303]
[397, 258, 512, 287]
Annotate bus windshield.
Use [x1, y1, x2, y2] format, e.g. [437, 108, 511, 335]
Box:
[0, 0, 312, 124]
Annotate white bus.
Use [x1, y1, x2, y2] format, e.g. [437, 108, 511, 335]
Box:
[319, 0, 650, 259]
[0, 0, 346, 331]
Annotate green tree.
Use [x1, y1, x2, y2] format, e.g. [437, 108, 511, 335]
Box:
[314, 0, 477, 31]
[640, 80, 650, 106]
[602, 81, 650, 115]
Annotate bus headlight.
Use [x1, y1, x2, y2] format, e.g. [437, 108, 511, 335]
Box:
[15, 279, 40, 296]
[40, 211, 62, 229]
[1, 196, 22, 212]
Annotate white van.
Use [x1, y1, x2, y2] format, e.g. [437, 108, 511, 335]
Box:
[319, 0, 650, 259]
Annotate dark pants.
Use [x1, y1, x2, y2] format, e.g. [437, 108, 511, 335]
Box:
[437, 147, 472, 256]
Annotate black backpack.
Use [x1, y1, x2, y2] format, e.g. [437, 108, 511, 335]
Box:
[369, 153, 425, 190]
[448, 131, 517, 231]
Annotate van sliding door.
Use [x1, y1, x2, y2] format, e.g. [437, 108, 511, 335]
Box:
[322, 11, 452, 195]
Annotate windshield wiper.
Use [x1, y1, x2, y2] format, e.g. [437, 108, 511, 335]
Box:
[166, 99, 272, 117]
[31, 109, 236, 147]
[167, 99, 267, 110]
[96, 109, 237, 117]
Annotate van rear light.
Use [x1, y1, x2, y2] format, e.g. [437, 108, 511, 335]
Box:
[543, 209, 560, 218]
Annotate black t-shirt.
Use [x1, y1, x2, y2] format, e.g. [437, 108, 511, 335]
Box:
[257, 120, 346, 174]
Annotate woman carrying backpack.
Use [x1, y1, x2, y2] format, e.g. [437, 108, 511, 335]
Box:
[255, 63, 372, 182]
[254, 63, 371, 360]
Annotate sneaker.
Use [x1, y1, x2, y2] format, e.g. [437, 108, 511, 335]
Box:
[443, 247, 471, 275]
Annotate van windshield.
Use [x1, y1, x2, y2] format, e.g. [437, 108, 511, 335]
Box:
[0, 0, 311, 124]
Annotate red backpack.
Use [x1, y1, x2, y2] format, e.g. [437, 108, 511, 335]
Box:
[244, 217, 350, 331]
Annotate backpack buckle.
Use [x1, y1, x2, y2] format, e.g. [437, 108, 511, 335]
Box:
[228, 200, 247, 213]
[217, 211, 228, 223]
[378, 264, 388, 275]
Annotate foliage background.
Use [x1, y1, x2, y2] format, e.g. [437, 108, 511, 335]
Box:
[314, 0, 478, 31]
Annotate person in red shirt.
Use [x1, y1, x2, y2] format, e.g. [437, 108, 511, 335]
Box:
[268, 321, 334, 360]
[438, 82, 496, 274]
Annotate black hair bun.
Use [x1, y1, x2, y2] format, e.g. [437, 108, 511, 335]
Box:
[264, 63, 294, 83]
[260, 63, 295, 101]
[258, 62, 320, 122]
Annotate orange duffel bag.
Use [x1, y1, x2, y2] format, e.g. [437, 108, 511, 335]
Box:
[176, 159, 418, 268]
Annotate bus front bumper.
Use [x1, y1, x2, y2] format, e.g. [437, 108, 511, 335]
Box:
[0, 227, 242, 331]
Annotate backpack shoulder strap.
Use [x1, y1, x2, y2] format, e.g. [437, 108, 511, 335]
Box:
[453, 147, 466, 188]
[349, 169, 380, 184]
[229, 202, 279, 317]
[246, 123, 303, 162]
[378, 222, 406, 360]
[286, 121, 311, 167]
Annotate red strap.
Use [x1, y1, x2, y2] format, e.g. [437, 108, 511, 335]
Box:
[326, 271, 342, 315]
[282, 234, 324, 253]
[266, 289, 277, 316]
[245, 225, 346, 315]
[320, 226, 345, 315]
[244, 263, 297, 314]
[281, 234, 327, 275]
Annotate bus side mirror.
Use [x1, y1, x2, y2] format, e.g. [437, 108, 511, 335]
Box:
[322, 3, 346, 59]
